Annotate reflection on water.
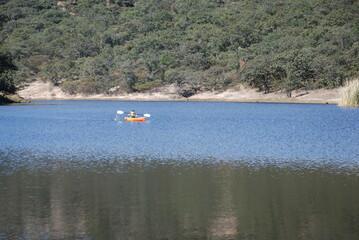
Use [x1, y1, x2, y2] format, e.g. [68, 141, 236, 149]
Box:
[1, 154, 358, 240]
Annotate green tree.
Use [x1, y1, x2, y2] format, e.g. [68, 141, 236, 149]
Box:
[241, 56, 286, 93]
[118, 70, 137, 93]
[43, 60, 76, 85]
[283, 50, 315, 97]
[0, 52, 17, 93]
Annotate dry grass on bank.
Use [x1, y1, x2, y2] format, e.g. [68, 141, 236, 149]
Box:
[338, 79, 359, 107]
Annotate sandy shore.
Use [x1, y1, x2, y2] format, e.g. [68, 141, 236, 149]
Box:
[17, 80, 342, 104]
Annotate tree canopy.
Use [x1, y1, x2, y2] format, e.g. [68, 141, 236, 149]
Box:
[1, 0, 358, 96]
[0, 52, 17, 94]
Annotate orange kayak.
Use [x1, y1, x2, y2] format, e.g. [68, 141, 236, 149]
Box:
[124, 117, 146, 122]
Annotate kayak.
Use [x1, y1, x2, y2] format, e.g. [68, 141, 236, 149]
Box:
[124, 117, 146, 122]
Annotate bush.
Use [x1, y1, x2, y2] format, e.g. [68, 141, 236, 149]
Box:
[78, 80, 102, 95]
[133, 80, 161, 92]
[164, 69, 201, 97]
[61, 80, 102, 95]
[61, 81, 79, 95]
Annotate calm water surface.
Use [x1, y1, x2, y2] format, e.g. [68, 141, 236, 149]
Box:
[0, 100, 358, 239]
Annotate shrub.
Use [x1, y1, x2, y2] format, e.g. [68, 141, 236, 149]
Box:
[61, 80, 102, 95]
[78, 80, 101, 95]
[133, 80, 161, 92]
[61, 81, 79, 95]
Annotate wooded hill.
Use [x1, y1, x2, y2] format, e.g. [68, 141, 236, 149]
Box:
[1, 0, 358, 97]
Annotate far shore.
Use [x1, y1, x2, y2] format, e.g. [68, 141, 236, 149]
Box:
[17, 80, 342, 105]
[19, 96, 337, 105]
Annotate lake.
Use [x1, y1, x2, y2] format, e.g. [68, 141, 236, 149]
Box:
[0, 100, 358, 240]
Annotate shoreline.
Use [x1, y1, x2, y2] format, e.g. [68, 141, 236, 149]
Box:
[23, 96, 336, 105]
[17, 80, 342, 105]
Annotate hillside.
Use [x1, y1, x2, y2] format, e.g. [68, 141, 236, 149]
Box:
[1, 0, 358, 98]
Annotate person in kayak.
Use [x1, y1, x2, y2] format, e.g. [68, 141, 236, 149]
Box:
[129, 110, 137, 118]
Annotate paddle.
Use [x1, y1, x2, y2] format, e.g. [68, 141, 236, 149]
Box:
[116, 110, 151, 117]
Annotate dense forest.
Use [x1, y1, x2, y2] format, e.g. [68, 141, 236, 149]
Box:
[0, 0, 358, 97]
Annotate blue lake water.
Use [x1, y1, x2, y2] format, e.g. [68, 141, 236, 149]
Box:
[0, 100, 358, 239]
[1, 100, 358, 163]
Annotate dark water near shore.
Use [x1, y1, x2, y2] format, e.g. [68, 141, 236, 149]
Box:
[0, 100, 358, 239]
